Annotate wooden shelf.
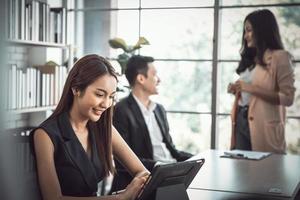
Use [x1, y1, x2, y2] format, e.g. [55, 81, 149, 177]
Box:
[7, 39, 67, 48]
[9, 106, 56, 114]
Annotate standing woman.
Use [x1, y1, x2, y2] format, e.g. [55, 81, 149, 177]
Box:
[228, 9, 295, 154]
[31, 54, 149, 200]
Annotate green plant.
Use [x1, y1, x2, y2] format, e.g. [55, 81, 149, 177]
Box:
[108, 37, 150, 74]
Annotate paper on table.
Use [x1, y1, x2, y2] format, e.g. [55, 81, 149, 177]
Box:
[221, 150, 271, 160]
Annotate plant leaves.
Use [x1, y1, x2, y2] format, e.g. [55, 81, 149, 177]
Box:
[132, 37, 150, 51]
[117, 53, 130, 73]
[108, 38, 128, 51]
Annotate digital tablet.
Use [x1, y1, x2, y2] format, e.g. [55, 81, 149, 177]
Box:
[136, 159, 205, 200]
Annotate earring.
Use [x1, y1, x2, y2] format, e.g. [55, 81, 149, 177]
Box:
[72, 88, 78, 96]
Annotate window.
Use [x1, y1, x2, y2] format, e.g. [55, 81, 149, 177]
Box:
[153, 61, 212, 112]
[73, 0, 300, 154]
[140, 9, 214, 59]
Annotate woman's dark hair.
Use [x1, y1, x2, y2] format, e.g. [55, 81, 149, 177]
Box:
[48, 54, 118, 176]
[237, 9, 284, 74]
[125, 55, 154, 87]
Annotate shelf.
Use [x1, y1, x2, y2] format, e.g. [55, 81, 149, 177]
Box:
[10, 106, 56, 114]
[7, 39, 67, 48]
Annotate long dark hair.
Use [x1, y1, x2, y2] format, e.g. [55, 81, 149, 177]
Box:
[237, 9, 284, 74]
[48, 54, 117, 176]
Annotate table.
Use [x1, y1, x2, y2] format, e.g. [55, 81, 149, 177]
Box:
[187, 150, 300, 200]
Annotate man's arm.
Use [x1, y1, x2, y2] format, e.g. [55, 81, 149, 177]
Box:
[112, 126, 149, 177]
[113, 103, 156, 170]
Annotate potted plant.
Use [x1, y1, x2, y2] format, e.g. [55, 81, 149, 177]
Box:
[108, 37, 150, 74]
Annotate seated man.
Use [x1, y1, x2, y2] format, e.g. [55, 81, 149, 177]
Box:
[110, 55, 193, 193]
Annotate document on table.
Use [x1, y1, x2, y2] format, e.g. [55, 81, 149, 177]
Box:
[221, 150, 271, 160]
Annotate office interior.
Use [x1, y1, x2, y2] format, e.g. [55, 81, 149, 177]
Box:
[0, 0, 299, 199]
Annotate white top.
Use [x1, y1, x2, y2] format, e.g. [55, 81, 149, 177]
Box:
[132, 95, 176, 164]
[238, 67, 255, 106]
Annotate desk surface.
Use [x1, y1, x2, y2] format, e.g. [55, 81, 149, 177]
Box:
[188, 150, 300, 199]
[187, 188, 296, 200]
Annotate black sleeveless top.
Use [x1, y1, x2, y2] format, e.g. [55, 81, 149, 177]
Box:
[31, 112, 104, 197]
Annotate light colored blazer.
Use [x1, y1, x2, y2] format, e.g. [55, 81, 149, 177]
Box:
[230, 49, 296, 154]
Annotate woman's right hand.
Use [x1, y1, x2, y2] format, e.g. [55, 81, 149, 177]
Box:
[117, 175, 148, 200]
[227, 82, 237, 94]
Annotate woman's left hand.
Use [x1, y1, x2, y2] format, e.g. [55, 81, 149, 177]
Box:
[118, 172, 149, 200]
[235, 80, 252, 93]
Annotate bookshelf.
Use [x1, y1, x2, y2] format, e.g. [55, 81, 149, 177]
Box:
[7, 39, 68, 48]
[11, 106, 56, 114]
[6, 0, 71, 119]
[6, 0, 67, 43]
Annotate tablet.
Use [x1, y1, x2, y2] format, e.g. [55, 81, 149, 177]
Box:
[136, 159, 205, 200]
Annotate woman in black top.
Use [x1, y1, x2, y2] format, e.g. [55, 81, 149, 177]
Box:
[31, 54, 149, 200]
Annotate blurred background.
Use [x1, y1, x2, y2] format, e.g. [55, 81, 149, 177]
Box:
[1, 0, 300, 198]
[72, 0, 300, 154]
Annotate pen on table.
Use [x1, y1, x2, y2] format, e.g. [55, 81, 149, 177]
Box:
[235, 153, 244, 157]
[112, 189, 125, 195]
[224, 152, 245, 158]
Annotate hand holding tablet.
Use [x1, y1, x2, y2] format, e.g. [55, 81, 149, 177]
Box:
[136, 159, 205, 200]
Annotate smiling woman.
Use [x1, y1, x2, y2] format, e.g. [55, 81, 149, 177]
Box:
[243, 20, 255, 48]
[228, 9, 296, 154]
[30, 54, 150, 200]
[70, 73, 117, 123]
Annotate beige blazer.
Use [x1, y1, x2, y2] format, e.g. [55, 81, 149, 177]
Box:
[230, 49, 296, 154]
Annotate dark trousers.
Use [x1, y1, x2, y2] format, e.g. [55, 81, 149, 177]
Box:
[235, 106, 252, 150]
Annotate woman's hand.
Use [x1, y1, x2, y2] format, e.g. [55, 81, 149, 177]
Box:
[117, 173, 149, 200]
[235, 80, 252, 93]
[135, 171, 150, 179]
[227, 82, 237, 94]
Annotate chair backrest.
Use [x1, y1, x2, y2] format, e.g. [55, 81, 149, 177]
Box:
[0, 128, 42, 200]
